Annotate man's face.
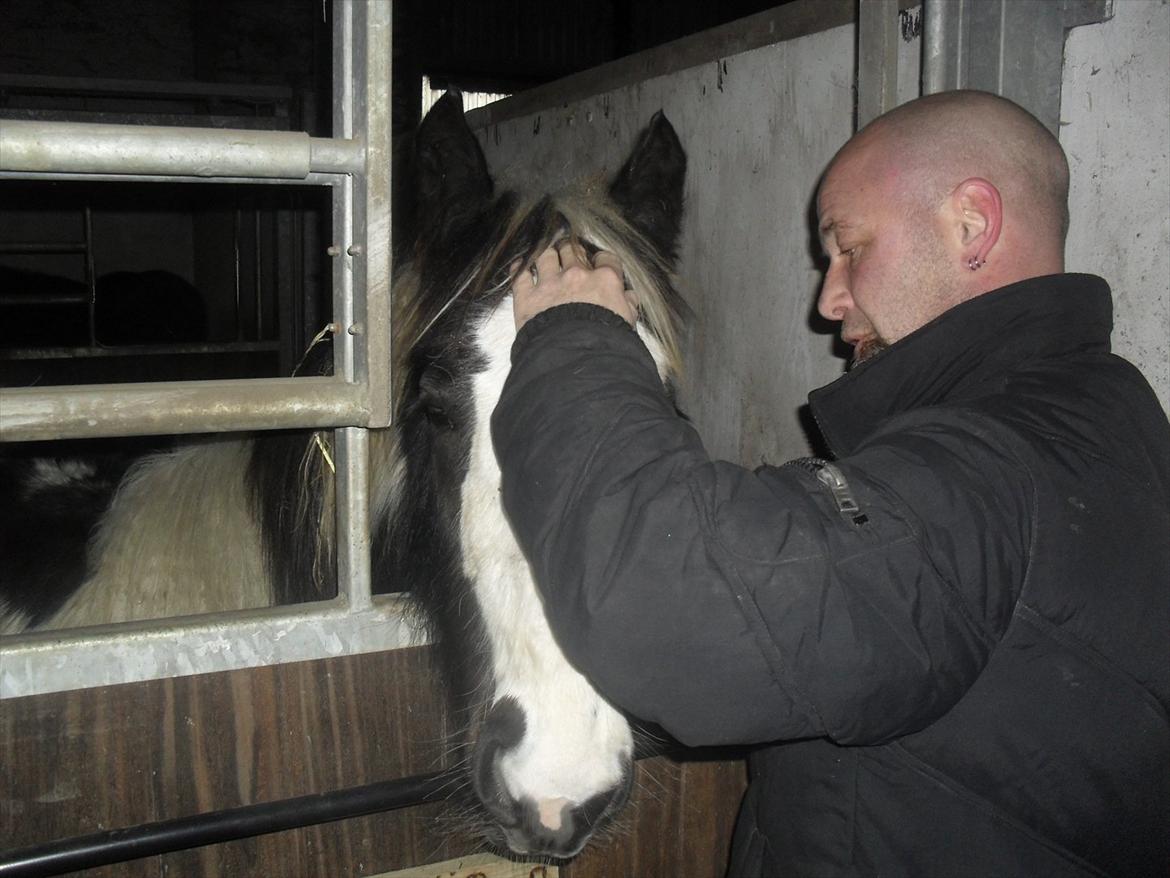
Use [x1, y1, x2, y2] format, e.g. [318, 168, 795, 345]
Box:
[815, 137, 956, 366]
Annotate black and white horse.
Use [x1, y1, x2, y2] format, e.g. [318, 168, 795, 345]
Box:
[0, 94, 688, 859]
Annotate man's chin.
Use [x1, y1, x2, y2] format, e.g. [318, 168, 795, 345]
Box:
[849, 337, 889, 368]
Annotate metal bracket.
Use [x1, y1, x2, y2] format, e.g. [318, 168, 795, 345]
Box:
[923, 0, 1113, 134]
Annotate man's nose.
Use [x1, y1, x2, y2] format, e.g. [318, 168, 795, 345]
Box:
[817, 261, 852, 321]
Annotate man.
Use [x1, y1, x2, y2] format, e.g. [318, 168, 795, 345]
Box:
[491, 90, 1170, 876]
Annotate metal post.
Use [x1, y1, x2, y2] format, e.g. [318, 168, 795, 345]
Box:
[921, 0, 1112, 135]
[922, 0, 970, 96]
[329, 0, 393, 613]
[335, 426, 373, 612]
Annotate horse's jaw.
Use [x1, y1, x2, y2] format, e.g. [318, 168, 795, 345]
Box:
[458, 304, 634, 858]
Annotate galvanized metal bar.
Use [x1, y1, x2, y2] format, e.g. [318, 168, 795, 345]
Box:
[359, 0, 394, 429]
[332, 2, 358, 385]
[334, 427, 373, 612]
[0, 170, 346, 186]
[0, 376, 368, 441]
[325, 0, 391, 620]
[857, 0, 901, 129]
[0, 120, 364, 178]
[310, 136, 365, 174]
[0, 596, 418, 699]
[922, 0, 969, 95]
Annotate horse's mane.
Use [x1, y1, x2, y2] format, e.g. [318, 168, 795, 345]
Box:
[393, 180, 687, 387]
[256, 163, 688, 615]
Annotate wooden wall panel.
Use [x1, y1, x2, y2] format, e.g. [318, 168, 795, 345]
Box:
[1, 647, 745, 876]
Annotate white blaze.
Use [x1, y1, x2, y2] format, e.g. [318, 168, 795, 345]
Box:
[459, 299, 633, 807]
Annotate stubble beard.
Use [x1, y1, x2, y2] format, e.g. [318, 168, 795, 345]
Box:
[850, 336, 890, 368]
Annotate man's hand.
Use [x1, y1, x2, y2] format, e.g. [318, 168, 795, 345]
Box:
[512, 239, 637, 330]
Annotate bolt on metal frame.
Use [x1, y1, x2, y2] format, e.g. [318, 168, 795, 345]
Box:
[0, 0, 411, 699]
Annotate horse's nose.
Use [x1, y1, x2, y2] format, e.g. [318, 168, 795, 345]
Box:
[471, 696, 635, 858]
[470, 702, 636, 861]
[503, 779, 633, 858]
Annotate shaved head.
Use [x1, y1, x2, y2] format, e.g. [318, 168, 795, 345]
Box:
[815, 91, 1070, 363]
[841, 90, 1070, 246]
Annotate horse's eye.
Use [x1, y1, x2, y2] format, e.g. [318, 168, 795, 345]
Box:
[424, 404, 457, 432]
[415, 363, 460, 432]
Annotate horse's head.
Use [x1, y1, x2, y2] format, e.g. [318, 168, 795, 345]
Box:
[388, 93, 686, 859]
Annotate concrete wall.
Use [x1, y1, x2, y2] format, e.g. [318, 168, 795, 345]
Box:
[476, 23, 861, 465]
[1062, 0, 1170, 413]
[472, 0, 1169, 467]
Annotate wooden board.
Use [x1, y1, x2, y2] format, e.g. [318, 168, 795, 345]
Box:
[1, 646, 745, 876]
[373, 851, 557, 877]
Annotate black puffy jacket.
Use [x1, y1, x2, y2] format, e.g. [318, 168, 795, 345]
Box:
[492, 274, 1170, 877]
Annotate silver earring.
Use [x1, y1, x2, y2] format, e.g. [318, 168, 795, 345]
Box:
[967, 256, 984, 271]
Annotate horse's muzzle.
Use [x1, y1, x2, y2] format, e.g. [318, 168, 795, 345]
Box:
[472, 696, 635, 859]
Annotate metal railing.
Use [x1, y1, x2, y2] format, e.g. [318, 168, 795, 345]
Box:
[0, 0, 404, 698]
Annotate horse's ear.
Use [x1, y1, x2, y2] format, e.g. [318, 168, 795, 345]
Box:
[608, 111, 687, 264]
[413, 92, 494, 242]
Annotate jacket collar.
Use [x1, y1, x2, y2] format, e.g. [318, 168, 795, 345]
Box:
[808, 273, 1114, 457]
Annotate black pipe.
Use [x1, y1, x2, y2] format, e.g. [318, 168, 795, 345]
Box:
[0, 739, 700, 877]
[0, 770, 457, 878]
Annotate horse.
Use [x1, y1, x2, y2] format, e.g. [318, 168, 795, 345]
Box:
[0, 92, 689, 860]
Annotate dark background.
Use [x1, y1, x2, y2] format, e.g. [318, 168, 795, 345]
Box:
[1, 0, 796, 135]
[0, 0, 800, 382]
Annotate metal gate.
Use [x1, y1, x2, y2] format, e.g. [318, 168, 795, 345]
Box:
[0, 0, 408, 699]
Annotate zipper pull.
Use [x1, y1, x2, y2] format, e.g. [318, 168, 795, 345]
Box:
[785, 457, 869, 526]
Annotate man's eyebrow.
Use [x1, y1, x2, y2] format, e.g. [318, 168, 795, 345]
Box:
[819, 218, 848, 237]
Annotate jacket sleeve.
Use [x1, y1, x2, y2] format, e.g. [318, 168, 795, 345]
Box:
[491, 305, 1031, 748]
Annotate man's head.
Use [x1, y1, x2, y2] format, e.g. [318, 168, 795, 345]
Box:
[815, 90, 1070, 365]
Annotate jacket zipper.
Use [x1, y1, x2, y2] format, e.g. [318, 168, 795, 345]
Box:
[784, 457, 869, 526]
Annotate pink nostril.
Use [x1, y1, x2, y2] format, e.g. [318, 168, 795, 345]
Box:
[536, 796, 571, 831]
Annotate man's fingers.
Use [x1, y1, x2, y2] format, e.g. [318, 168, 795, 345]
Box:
[534, 246, 561, 281]
[592, 249, 624, 281]
[512, 243, 637, 329]
[556, 238, 587, 269]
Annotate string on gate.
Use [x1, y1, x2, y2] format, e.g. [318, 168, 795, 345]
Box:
[292, 322, 340, 475]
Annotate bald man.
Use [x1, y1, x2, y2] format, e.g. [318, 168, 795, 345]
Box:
[492, 91, 1170, 876]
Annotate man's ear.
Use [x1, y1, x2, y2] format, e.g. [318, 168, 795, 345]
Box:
[950, 177, 1002, 268]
